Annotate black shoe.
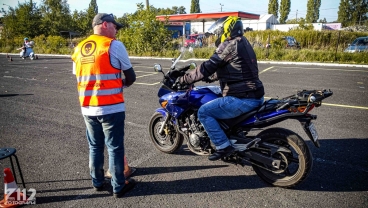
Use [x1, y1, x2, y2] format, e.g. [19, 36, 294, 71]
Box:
[113, 179, 137, 198]
[93, 184, 104, 191]
[208, 145, 235, 161]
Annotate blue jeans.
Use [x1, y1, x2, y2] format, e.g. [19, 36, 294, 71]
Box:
[198, 96, 264, 150]
[83, 111, 126, 193]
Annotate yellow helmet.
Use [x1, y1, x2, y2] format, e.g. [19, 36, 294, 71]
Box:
[207, 16, 243, 46]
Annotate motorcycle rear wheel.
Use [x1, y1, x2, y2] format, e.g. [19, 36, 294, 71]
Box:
[148, 112, 183, 154]
[252, 128, 313, 188]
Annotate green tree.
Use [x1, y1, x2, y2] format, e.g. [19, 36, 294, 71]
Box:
[190, 0, 201, 13]
[350, 0, 368, 25]
[152, 6, 187, 15]
[286, 17, 306, 24]
[297, 18, 314, 30]
[118, 3, 173, 55]
[318, 17, 327, 23]
[40, 0, 72, 36]
[78, 0, 99, 35]
[279, 0, 291, 24]
[338, 0, 368, 26]
[70, 10, 89, 34]
[338, 0, 350, 26]
[0, 1, 42, 40]
[306, 0, 321, 23]
[268, 0, 279, 18]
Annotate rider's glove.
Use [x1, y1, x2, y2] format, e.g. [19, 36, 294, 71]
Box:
[202, 74, 217, 83]
[172, 76, 183, 89]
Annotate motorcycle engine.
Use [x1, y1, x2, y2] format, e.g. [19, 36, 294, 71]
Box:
[189, 131, 205, 148]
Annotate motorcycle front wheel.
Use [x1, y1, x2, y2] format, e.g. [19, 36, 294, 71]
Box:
[252, 128, 313, 188]
[148, 112, 183, 154]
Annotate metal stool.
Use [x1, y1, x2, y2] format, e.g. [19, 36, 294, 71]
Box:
[0, 148, 26, 188]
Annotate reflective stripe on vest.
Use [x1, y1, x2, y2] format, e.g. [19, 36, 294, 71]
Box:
[72, 35, 124, 107]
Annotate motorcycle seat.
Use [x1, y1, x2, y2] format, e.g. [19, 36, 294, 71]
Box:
[219, 99, 280, 130]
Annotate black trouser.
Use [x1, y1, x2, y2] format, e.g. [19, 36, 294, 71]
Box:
[22, 48, 27, 57]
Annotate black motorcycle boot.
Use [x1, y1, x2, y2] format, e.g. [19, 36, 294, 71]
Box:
[208, 145, 235, 161]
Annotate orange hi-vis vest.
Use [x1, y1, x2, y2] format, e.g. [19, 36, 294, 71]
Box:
[72, 35, 124, 107]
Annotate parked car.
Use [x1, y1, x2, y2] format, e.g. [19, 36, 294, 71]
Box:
[184, 34, 204, 48]
[344, 37, 368, 53]
[282, 36, 301, 49]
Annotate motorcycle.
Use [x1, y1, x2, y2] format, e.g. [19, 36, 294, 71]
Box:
[18, 41, 38, 60]
[148, 50, 333, 188]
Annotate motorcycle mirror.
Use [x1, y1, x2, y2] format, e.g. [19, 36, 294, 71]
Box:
[153, 64, 162, 72]
[189, 62, 197, 70]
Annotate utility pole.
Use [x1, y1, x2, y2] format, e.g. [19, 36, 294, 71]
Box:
[220, 3, 224, 12]
[296, 10, 298, 22]
[146, 0, 149, 10]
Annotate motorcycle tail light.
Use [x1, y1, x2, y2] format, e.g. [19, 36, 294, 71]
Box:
[297, 104, 315, 113]
[289, 104, 315, 113]
[161, 100, 168, 108]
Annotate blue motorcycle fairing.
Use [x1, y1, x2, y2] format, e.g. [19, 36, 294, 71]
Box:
[158, 84, 174, 97]
[241, 109, 290, 126]
[155, 107, 167, 117]
[159, 92, 186, 118]
[159, 85, 222, 118]
[155, 107, 178, 125]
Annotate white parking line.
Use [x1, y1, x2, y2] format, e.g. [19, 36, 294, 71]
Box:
[259, 66, 274, 74]
[134, 82, 161, 85]
[277, 66, 368, 73]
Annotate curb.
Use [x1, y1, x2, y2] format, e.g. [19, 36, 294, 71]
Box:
[2, 53, 367, 68]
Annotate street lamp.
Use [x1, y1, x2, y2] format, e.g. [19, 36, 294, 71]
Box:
[220, 3, 224, 12]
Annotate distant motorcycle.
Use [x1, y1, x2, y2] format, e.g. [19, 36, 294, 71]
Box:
[18, 41, 38, 60]
[148, 50, 333, 188]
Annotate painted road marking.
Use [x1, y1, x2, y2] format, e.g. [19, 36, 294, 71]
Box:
[322, 103, 368, 110]
[136, 72, 157, 78]
[134, 82, 161, 85]
[259, 66, 274, 74]
[134, 70, 160, 85]
[278, 66, 368, 73]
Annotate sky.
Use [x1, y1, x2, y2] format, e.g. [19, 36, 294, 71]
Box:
[1, 0, 340, 22]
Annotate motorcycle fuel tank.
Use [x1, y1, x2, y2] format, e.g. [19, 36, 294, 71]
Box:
[158, 85, 222, 118]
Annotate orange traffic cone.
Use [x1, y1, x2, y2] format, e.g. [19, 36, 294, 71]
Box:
[0, 168, 28, 208]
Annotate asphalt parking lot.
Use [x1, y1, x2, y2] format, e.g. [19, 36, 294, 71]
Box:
[0, 54, 367, 207]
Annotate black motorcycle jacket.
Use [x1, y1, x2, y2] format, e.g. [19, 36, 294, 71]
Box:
[180, 36, 264, 98]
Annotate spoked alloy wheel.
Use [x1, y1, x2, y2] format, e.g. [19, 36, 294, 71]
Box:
[252, 128, 313, 188]
[148, 112, 183, 154]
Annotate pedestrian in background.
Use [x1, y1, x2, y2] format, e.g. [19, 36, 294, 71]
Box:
[71, 13, 136, 198]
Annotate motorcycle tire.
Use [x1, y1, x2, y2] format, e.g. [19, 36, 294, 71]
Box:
[148, 112, 183, 154]
[252, 127, 313, 188]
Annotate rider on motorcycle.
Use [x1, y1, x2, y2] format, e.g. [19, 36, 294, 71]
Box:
[18, 37, 35, 59]
[176, 16, 265, 161]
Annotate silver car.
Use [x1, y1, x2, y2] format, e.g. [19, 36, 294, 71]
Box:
[344, 37, 368, 53]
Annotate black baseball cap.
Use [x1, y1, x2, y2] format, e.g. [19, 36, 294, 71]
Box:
[92, 13, 123, 30]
